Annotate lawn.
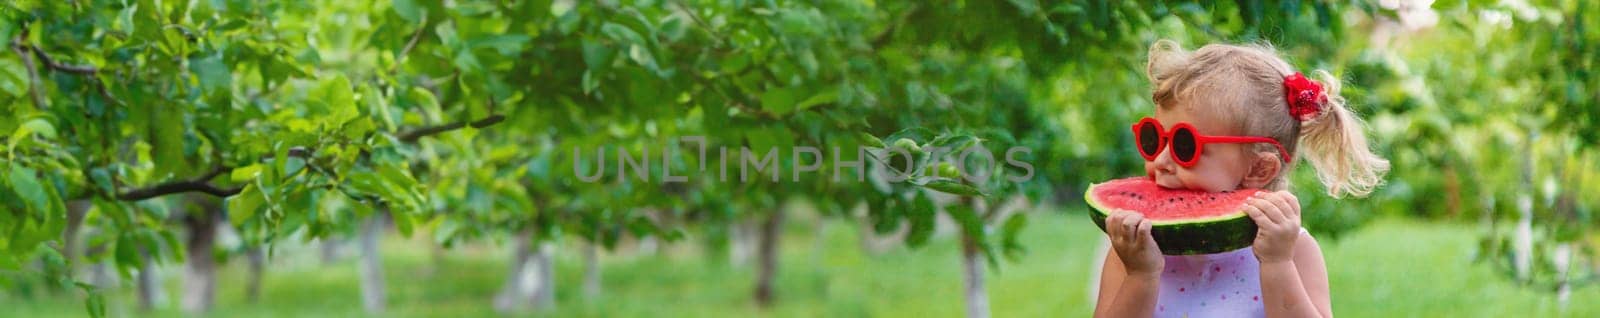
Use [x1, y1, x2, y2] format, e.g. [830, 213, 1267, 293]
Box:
[3, 209, 1596, 317]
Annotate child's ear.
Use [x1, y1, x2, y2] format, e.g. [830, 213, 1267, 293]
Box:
[1240, 151, 1281, 188]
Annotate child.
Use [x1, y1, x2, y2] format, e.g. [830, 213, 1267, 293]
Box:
[1093, 40, 1390, 318]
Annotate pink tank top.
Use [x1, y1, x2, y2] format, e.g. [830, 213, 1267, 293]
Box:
[1154, 228, 1305, 318]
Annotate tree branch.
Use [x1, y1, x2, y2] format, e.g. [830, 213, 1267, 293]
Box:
[390, 14, 428, 74]
[115, 165, 242, 201]
[28, 45, 99, 75]
[112, 111, 503, 201]
[11, 40, 124, 106]
[673, 0, 728, 48]
[112, 148, 313, 201]
[9, 41, 46, 108]
[395, 114, 507, 142]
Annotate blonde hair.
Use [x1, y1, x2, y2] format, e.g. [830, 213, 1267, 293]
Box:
[1145, 40, 1390, 198]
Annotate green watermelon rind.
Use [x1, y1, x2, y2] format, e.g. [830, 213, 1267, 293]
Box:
[1085, 181, 1259, 255]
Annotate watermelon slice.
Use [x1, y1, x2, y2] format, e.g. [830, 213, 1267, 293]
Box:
[1086, 177, 1260, 255]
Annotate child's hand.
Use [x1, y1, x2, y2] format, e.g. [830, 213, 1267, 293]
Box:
[1106, 211, 1164, 276]
[1244, 191, 1302, 264]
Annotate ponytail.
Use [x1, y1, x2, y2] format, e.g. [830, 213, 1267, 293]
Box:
[1298, 70, 1391, 198]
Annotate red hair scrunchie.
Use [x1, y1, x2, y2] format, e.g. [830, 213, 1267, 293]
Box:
[1283, 72, 1326, 121]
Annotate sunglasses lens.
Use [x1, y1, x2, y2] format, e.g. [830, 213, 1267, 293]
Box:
[1171, 128, 1198, 163]
[1137, 123, 1161, 158]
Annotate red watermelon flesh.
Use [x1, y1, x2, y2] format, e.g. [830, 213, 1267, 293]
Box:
[1086, 177, 1262, 254]
[1088, 177, 1261, 222]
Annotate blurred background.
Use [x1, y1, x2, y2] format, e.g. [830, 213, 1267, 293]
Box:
[0, 0, 1597, 317]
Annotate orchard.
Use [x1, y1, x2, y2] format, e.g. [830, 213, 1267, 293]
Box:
[1, 0, 1598, 317]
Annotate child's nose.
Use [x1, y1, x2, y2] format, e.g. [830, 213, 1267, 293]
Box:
[1145, 143, 1177, 177]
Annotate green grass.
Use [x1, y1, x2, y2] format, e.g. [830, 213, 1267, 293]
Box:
[3, 210, 1597, 317]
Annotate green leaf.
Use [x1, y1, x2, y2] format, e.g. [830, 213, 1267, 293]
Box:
[796, 87, 838, 111]
[904, 192, 936, 247]
[393, 0, 426, 24]
[452, 48, 483, 73]
[601, 22, 645, 45]
[377, 163, 421, 202]
[626, 44, 659, 73]
[7, 163, 50, 216]
[924, 180, 986, 196]
[409, 87, 443, 123]
[581, 40, 615, 70]
[1001, 213, 1029, 261]
[361, 84, 396, 132]
[227, 185, 264, 227]
[149, 110, 188, 178]
[313, 75, 358, 127]
[928, 134, 979, 153]
[883, 128, 935, 146]
[857, 131, 886, 149]
[760, 86, 800, 115]
[190, 53, 231, 93]
[39, 245, 66, 273]
[0, 55, 26, 97]
[11, 117, 57, 145]
[231, 164, 263, 183]
[113, 235, 140, 271]
[471, 34, 531, 56]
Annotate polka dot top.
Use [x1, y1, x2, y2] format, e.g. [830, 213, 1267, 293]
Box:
[1152, 228, 1306, 318]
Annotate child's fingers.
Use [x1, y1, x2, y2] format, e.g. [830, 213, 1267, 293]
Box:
[1137, 219, 1155, 245]
[1106, 212, 1127, 240]
[1120, 213, 1143, 242]
[1281, 191, 1302, 216]
[1105, 213, 1123, 235]
[1261, 193, 1296, 222]
[1244, 204, 1272, 227]
[1250, 197, 1286, 224]
[1107, 212, 1129, 234]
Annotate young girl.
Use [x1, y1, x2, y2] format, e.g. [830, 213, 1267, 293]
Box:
[1093, 40, 1390, 318]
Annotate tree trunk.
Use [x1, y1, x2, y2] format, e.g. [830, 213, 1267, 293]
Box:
[731, 219, 759, 266]
[358, 212, 388, 314]
[245, 245, 266, 303]
[61, 200, 90, 277]
[180, 211, 218, 314]
[493, 235, 534, 313]
[1555, 243, 1573, 310]
[135, 246, 161, 311]
[753, 209, 785, 308]
[638, 235, 659, 256]
[495, 232, 557, 312]
[811, 217, 828, 264]
[530, 242, 556, 309]
[960, 223, 991, 318]
[426, 240, 446, 276]
[1479, 195, 1496, 233]
[1443, 164, 1461, 217]
[1554, 156, 1582, 311]
[583, 240, 601, 298]
[1512, 131, 1536, 283]
[320, 238, 342, 265]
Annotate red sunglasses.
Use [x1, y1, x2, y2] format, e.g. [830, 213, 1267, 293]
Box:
[1130, 117, 1290, 167]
